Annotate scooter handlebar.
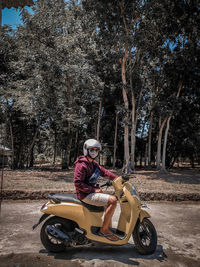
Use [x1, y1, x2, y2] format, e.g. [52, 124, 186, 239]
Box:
[122, 173, 130, 181]
[100, 181, 112, 188]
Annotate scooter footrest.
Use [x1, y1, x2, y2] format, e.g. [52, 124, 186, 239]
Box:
[91, 226, 126, 240]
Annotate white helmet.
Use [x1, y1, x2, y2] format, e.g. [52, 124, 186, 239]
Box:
[83, 139, 102, 156]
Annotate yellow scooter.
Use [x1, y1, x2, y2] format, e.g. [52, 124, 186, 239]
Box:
[33, 176, 157, 255]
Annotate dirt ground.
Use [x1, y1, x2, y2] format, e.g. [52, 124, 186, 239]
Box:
[0, 201, 200, 267]
[1, 167, 200, 201]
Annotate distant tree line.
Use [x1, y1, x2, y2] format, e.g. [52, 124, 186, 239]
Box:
[0, 0, 199, 171]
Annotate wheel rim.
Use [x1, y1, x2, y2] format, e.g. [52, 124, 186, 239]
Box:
[45, 223, 63, 245]
[138, 221, 152, 247]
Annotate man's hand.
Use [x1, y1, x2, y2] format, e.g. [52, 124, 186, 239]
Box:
[95, 188, 103, 193]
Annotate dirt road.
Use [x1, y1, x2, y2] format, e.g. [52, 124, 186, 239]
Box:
[0, 200, 199, 267]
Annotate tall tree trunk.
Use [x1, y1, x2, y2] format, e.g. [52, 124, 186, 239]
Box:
[29, 145, 34, 168]
[130, 89, 136, 170]
[74, 130, 79, 160]
[62, 83, 72, 169]
[156, 117, 168, 170]
[118, 0, 142, 172]
[62, 149, 68, 170]
[53, 127, 57, 166]
[140, 151, 143, 168]
[130, 88, 142, 170]
[96, 99, 102, 141]
[129, 48, 142, 171]
[113, 112, 118, 168]
[9, 119, 14, 169]
[120, 2, 132, 173]
[66, 135, 72, 166]
[121, 42, 130, 173]
[160, 116, 171, 172]
[144, 140, 148, 168]
[160, 81, 183, 172]
[148, 111, 154, 168]
[23, 121, 39, 167]
[62, 121, 72, 170]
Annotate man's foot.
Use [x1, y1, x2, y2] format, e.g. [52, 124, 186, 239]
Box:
[98, 230, 119, 241]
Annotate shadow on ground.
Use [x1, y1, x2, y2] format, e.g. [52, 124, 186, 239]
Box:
[39, 244, 167, 266]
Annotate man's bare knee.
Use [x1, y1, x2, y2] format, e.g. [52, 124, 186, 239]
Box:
[108, 195, 117, 206]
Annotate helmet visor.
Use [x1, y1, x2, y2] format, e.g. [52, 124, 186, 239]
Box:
[88, 147, 100, 152]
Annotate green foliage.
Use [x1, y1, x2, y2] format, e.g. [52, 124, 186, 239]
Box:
[0, 0, 199, 169]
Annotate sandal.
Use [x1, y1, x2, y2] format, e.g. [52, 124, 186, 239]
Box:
[98, 231, 119, 241]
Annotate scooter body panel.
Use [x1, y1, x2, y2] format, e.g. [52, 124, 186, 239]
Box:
[40, 177, 153, 246]
[41, 201, 127, 245]
[117, 187, 141, 241]
[42, 201, 104, 232]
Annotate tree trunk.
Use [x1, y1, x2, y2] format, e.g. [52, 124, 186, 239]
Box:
[29, 145, 34, 168]
[121, 42, 130, 173]
[140, 151, 143, 168]
[53, 127, 57, 166]
[62, 120, 72, 170]
[160, 116, 171, 172]
[130, 89, 136, 170]
[130, 87, 142, 171]
[9, 119, 14, 169]
[62, 149, 68, 170]
[66, 136, 72, 167]
[113, 112, 118, 168]
[147, 110, 154, 168]
[160, 81, 183, 172]
[23, 121, 39, 167]
[96, 99, 102, 141]
[74, 130, 79, 160]
[144, 140, 148, 168]
[156, 117, 168, 170]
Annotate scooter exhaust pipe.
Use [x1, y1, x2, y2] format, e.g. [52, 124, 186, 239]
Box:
[46, 225, 71, 245]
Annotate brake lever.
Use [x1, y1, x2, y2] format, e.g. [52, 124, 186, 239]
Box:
[106, 181, 112, 186]
[100, 181, 112, 188]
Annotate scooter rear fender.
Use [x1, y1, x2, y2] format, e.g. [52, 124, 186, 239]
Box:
[41, 201, 104, 234]
[32, 213, 50, 230]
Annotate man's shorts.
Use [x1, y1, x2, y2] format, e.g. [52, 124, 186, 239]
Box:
[82, 193, 110, 207]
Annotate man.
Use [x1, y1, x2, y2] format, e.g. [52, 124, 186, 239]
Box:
[74, 139, 119, 241]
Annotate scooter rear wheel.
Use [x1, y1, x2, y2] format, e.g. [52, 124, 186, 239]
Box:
[133, 218, 157, 255]
[40, 216, 75, 252]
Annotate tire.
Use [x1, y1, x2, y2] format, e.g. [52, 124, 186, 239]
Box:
[40, 216, 75, 253]
[133, 218, 157, 255]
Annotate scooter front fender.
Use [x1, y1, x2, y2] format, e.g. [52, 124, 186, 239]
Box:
[139, 209, 151, 222]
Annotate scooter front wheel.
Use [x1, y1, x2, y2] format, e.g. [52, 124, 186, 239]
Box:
[133, 218, 157, 255]
[40, 216, 75, 253]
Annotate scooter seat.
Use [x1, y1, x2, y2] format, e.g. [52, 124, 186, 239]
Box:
[48, 193, 105, 212]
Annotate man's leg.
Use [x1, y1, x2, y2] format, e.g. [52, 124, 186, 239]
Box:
[100, 195, 118, 240]
[82, 193, 119, 241]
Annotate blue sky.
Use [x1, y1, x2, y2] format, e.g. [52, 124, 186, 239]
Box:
[2, 7, 32, 29]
